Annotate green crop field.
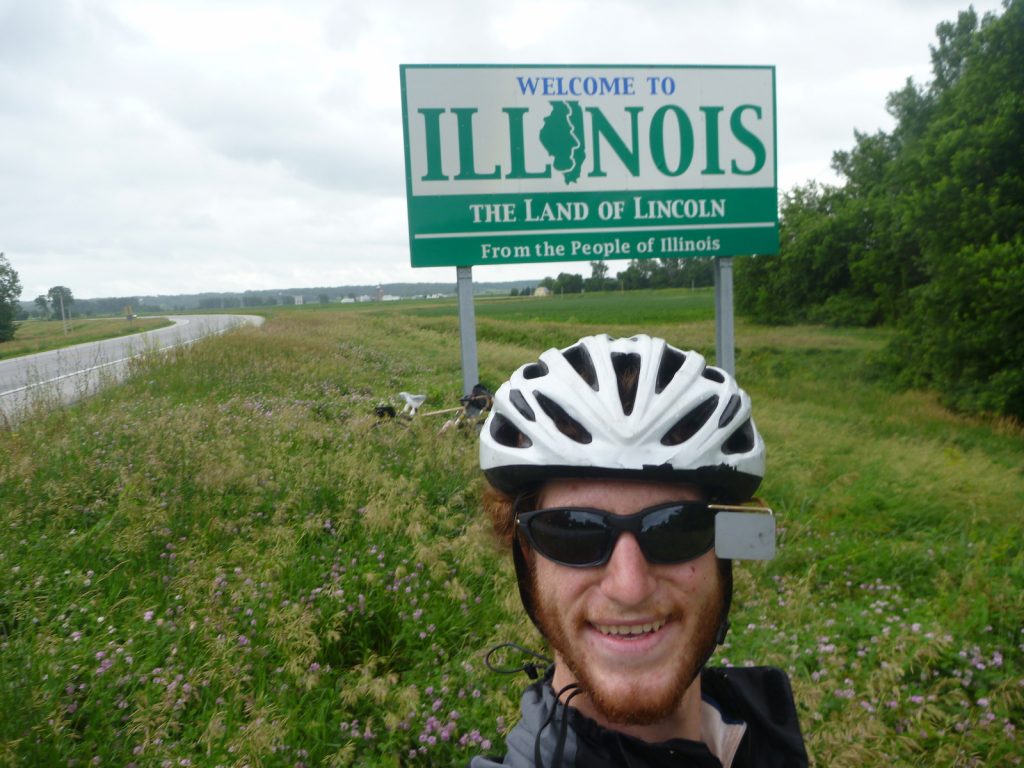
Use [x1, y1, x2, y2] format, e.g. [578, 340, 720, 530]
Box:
[1, 290, 1021, 766]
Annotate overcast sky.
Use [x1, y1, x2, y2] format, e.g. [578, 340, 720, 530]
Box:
[0, 0, 1005, 300]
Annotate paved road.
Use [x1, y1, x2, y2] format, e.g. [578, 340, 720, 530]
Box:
[0, 314, 264, 422]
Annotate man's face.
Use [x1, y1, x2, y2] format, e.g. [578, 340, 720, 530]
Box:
[528, 477, 726, 728]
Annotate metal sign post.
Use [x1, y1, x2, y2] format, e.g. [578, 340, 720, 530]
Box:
[456, 265, 479, 395]
[714, 257, 735, 375]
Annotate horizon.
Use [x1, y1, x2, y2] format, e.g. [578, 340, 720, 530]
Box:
[16, 276, 547, 307]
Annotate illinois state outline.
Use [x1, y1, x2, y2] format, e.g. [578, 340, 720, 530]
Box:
[539, 101, 586, 184]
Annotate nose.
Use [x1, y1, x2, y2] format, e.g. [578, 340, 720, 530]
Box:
[599, 532, 657, 605]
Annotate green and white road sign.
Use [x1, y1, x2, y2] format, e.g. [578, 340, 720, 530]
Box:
[400, 64, 778, 268]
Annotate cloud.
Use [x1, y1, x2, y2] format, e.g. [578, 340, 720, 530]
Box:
[0, 0, 1008, 299]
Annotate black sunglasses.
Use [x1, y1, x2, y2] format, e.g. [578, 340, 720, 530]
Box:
[516, 501, 762, 568]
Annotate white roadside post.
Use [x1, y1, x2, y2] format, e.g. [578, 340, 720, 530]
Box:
[60, 291, 69, 336]
[714, 257, 736, 375]
[456, 266, 479, 395]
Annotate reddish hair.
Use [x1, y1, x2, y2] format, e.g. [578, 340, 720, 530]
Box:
[482, 481, 519, 549]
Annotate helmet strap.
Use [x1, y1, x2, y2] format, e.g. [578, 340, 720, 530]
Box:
[715, 617, 731, 645]
[716, 558, 734, 645]
[512, 535, 544, 634]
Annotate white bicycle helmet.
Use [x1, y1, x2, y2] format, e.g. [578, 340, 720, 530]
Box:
[480, 334, 764, 502]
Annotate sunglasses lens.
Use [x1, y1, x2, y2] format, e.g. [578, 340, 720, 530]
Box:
[639, 504, 715, 563]
[523, 503, 716, 567]
[527, 509, 611, 566]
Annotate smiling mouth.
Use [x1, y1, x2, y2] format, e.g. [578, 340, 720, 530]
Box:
[593, 619, 666, 637]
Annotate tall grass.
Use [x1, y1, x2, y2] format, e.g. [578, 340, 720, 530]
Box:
[1, 292, 1021, 766]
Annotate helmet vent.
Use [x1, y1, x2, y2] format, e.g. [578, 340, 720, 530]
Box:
[562, 344, 598, 390]
[719, 394, 741, 428]
[490, 413, 533, 448]
[660, 396, 719, 446]
[723, 419, 755, 455]
[702, 366, 726, 384]
[509, 389, 536, 421]
[611, 352, 641, 416]
[655, 347, 686, 393]
[522, 361, 549, 380]
[534, 392, 593, 444]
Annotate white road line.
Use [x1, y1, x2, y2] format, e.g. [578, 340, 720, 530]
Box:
[0, 342, 176, 397]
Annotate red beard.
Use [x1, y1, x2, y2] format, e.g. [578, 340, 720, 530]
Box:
[530, 559, 728, 725]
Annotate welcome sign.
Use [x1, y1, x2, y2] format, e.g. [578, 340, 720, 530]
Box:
[400, 64, 778, 268]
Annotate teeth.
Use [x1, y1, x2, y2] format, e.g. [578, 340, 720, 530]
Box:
[595, 620, 665, 637]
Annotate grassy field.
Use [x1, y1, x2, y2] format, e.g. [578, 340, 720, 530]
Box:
[1, 289, 1021, 767]
[1, 317, 174, 361]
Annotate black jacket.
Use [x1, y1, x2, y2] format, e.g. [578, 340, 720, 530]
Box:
[470, 666, 808, 767]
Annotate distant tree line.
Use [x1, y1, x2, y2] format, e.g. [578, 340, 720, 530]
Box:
[28, 291, 166, 319]
[516, 257, 717, 296]
[735, 2, 1023, 420]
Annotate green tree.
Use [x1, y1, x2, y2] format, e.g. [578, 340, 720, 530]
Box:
[649, 259, 675, 289]
[678, 257, 716, 289]
[47, 286, 74, 321]
[929, 6, 980, 93]
[585, 261, 612, 292]
[553, 272, 584, 294]
[890, 1, 1024, 418]
[0, 253, 24, 342]
[892, 237, 1024, 419]
[738, 1, 1023, 418]
[737, 182, 871, 324]
[617, 259, 654, 290]
[34, 295, 48, 318]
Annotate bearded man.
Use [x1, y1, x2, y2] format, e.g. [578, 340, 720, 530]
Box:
[471, 334, 808, 768]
